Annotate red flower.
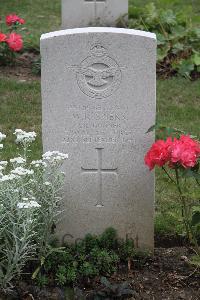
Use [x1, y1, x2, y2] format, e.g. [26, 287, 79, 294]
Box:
[145, 135, 200, 170]
[144, 137, 172, 170]
[0, 32, 7, 42]
[6, 14, 25, 26]
[171, 135, 200, 168]
[6, 33, 23, 52]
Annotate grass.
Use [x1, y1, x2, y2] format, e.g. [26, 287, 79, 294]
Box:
[0, 78, 42, 160]
[0, 0, 200, 238]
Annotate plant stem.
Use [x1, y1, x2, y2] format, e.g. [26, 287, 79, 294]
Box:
[175, 167, 200, 256]
[162, 166, 176, 184]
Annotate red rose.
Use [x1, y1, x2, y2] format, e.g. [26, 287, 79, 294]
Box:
[171, 135, 200, 168]
[6, 33, 23, 52]
[0, 32, 7, 42]
[6, 14, 25, 26]
[144, 137, 172, 170]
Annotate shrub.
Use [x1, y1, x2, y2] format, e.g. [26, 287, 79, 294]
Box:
[0, 129, 68, 292]
[118, 2, 200, 78]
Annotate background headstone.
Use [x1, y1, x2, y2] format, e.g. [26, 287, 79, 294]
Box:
[41, 27, 156, 250]
[61, 0, 128, 28]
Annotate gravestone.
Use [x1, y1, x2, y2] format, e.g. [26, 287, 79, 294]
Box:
[41, 27, 156, 250]
[61, 0, 128, 28]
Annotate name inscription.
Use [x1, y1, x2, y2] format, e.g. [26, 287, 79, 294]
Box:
[63, 103, 134, 144]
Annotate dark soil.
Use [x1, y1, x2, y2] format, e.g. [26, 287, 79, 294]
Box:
[0, 52, 40, 81]
[1, 247, 199, 300]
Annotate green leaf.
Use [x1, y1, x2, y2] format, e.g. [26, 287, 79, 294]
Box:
[160, 10, 177, 26]
[146, 124, 156, 133]
[191, 212, 200, 226]
[145, 3, 158, 21]
[192, 53, 200, 66]
[157, 44, 170, 62]
[177, 59, 194, 77]
[172, 43, 184, 54]
[156, 33, 167, 46]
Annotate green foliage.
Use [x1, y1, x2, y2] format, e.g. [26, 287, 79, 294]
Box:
[36, 273, 48, 288]
[121, 2, 200, 78]
[34, 228, 143, 287]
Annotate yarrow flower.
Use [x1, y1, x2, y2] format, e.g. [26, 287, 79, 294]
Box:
[145, 135, 200, 170]
[11, 167, 34, 176]
[0, 174, 19, 182]
[14, 129, 36, 144]
[6, 14, 25, 26]
[6, 33, 23, 52]
[31, 160, 47, 168]
[17, 200, 40, 209]
[42, 151, 68, 163]
[0, 132, 6, 142]
[10, 157, 26, 165]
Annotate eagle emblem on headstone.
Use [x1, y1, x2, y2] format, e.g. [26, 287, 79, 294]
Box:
[68, 43, 122, 99]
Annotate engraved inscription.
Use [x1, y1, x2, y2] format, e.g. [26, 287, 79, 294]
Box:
[81, 148, 118, 207]
[68, 43, 122, 99]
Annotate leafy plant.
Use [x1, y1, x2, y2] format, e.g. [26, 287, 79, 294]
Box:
[119, 2, 200, 78]
[35, 228, 142, 287]
[0, 130, 68, 292]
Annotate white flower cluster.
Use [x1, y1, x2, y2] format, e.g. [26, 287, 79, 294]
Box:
[31, 160, 47, 168]
[0, 132, 6, 142]
[10, 157, 26, 165]
[17, 200, 41, 209]
[11, 167, 34, 176]
[42, 151, 68, 164]
[14, 129, 37, 144]
[0, 174, 19, 182]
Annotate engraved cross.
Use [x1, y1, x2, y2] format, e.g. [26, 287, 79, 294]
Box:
[81, 148, 118, 207]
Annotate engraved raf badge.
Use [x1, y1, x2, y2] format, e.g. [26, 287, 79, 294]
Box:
[68, 43, 122, 99]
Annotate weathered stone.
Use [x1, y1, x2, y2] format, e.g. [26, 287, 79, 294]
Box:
[41, 27, 156, 250]
[61, 0, 128, 28]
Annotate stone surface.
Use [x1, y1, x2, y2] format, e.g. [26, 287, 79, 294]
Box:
[41, 27, 156, 250]
[61, 0, 128, 28]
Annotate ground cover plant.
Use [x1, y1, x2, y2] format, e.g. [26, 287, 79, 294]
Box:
[33, 228, 138, 288]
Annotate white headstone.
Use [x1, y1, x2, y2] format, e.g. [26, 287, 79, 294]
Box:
[41, 28, 156, 250]
[61, 0, 128, 28]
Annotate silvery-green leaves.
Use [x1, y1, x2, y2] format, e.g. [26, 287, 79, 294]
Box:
[0, 130, 68, 292]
